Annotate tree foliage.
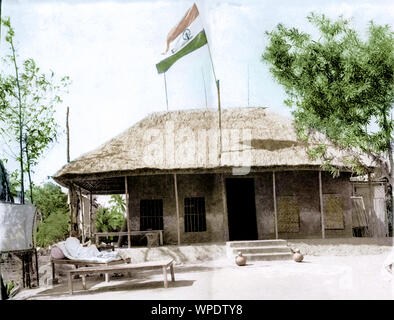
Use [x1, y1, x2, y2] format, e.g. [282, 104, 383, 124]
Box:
[35, 210, 69, 247]
[0, 159, 13, 202]
[28, 182, 69, 220]
[96, 195, 126, 233]
[262, 13, 394, 180]
[32, 182, 70, 247]
[0, 17, 70, 203]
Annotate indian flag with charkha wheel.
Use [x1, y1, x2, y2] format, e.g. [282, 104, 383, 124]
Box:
[156, 3, 208, 74]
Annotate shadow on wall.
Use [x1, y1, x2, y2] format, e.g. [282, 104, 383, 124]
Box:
[118, 242, 227, 264]
[287, 237, 393, 256]
[248, 139, 302, 151]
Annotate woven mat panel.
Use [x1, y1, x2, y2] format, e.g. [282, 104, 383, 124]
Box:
[278, 196, 300, 233]
[324, 194, 345, 229]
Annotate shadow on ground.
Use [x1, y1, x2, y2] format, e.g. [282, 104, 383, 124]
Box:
[25, 261, 251, 299]
[31, 277, 195, 299]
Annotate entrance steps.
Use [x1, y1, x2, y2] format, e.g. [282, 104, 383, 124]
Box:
[226, 240, 293, 261]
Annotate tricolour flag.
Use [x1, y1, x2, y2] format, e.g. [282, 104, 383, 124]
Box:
[156, 3, 208, 74]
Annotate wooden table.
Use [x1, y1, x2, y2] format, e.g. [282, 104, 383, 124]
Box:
[95, 230, 164, 246]
[68, 259, 175, 294]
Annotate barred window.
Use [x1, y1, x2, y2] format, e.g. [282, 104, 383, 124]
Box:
[184, 197, 206, 232]
[140, 199, 163, 231]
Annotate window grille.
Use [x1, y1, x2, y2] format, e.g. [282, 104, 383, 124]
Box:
[184, 197, 206, 232]
[140, 199, 163, 231]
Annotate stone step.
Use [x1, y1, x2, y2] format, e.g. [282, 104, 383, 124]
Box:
[226, 239, 287, 248]
[241, 252, 293, 261]
[231, 246, 291, 255]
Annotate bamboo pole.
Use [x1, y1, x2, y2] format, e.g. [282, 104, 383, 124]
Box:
[319, 171, 325, 239]
[66, 107, 70, 163]
[272, 171, 278, 239]
[0, 0, 2, 46]
[66, 107, 72, 235]
[125, 176, 131, 248]
[174, 173, 181, 245]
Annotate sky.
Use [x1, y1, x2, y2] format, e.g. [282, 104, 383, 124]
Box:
[1, 0, 394, 187]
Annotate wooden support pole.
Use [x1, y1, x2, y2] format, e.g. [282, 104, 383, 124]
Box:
[220, 174, 229, 241]
[368, 172, 375, 237]
[22, 255, 25, 288]
[89, 192, 93, 239]
[125, 176, 131, 248]
[319, 170, 325, 239]
[34, 248, 39, 287]
[272, 171, 278, 239]
[173, 174, 181, 245]
[68, 185, 75, 236]
[0, 272, 3, 300]
[79, 188, 85, 242]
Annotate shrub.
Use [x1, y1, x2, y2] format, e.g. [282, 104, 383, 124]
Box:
[35, 209, 69, 247]
[5, 281, 15, 297]
[29, 182, 69, 247]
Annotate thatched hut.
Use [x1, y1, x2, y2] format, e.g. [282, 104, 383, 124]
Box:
[54, 107, 377, 245]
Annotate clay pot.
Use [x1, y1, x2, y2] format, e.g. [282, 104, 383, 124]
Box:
[235, 252, 247, 266]
[292, 249, 304, 262]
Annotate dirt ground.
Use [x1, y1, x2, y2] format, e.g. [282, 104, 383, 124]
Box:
[11, 252, 394, 300]
[3, 238, 393, 300]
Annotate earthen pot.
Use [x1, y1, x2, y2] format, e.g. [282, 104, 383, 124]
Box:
[235, 252, 247, 266]
[292, 249, 304, 262]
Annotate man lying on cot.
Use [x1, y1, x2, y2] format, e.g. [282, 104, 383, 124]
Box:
[51, 233, 123, 263]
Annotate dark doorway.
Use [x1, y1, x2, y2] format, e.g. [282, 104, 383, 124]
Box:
[226, 178, 258, 241]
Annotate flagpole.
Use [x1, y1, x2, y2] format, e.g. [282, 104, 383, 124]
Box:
[206, 40, 222, 163]
[201, 67, 207, 109]
[164, 72, 169, 111]
[206, 40, 217, 84]
[247, 64, 250, 107]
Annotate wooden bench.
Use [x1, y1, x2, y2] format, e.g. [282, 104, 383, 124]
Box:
[67, 259, 175, 294]
[51, 257, 131, 284]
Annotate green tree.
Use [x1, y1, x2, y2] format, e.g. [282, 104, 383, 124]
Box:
[262, 13, 394, 231]
[28, 182, 69, 220]
[35, 210, 69, 247]
[96, 195, 126, 234]
[108, 194, 126, 215]
[0, 17, 70, 204]
[0, 159, 13, 202]
[31, 182, 70, 247]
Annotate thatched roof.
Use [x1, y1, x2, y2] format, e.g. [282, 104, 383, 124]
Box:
[54, 107, 371, 192]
